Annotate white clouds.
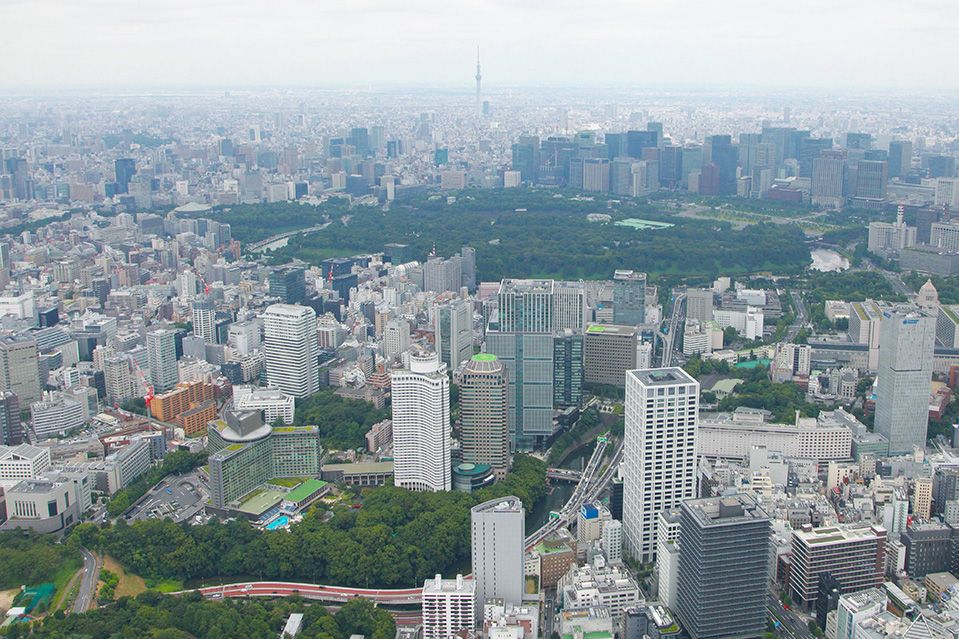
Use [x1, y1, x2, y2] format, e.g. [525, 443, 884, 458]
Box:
[0, 0, 955, 90]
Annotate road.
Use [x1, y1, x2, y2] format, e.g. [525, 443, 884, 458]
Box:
[785, 290, 808, 343]
[190, 581, 424, 605]
[766, 592, 814, 639]
[182, 434, 623, 610]
[660, 293, 685, 367]
[73, 547, 101, 614]
[858, 251, 912, 297]
[246, 221, 331, 253]
[524, 434, 616, 549]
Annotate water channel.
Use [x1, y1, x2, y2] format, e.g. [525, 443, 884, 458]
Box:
[525, 442, 597, 532]
[809, 247, 850, 272]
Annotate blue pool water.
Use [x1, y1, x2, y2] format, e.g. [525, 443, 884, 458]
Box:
[265, 515, 289, 531]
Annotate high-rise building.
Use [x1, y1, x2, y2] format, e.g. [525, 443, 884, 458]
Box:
[434, 299, 473, 372]
[511, 135, 540, 183]
[422, 575, 475, 639]
[262, 304, 319, 398]
[623, 368, 699, 562]
[569, 157, 610, 192]
[390, 352, 450, 492]
[846, 132, 873, 150]
[553, 330, 584, 408]
[553, 282, 587, 332]
[0, 335, 41, 405]
[103, 356, 137, 406]
[474, 48, 482, 116]
[855, 160, 889, 201]
[114, 158, 136, 194]
[627, 130, 658, 159]
[584, 324, 641, 388]
[888, 141, 913, 178]
[685, 288, 715, 324]
[191, 298, 217, 344]
[382, 318, 411, 359]
[486, 279, 555, 450]
[874, 306, 935, 454]
[0, 391, 22, 445]
[811, 154, 845, 208]
[675, 494, 771, 639]
[613, 270, 647, 325]
[459, 354, 509, 479]
[269, 266, 306, 304]
[146, 329, 179, 392]
[460, 245, 476, 291]
[471, 496, 525, 621]
[705, 135, 738, 196]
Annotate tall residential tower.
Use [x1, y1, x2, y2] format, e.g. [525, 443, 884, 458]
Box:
[623, 368, 699, 562]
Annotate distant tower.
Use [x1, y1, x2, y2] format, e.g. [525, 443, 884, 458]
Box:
[475, 47, 482, 115]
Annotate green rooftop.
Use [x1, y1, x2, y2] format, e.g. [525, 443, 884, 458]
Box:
[944, 305, 959, 324]
[236, 489, 285, 515]
[472, 353, 498, 362]
[285, 479, 328, 503]
[224, 444, 246, 452]
[587, 325, 606, 333]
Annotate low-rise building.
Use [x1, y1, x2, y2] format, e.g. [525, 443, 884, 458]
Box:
[698, 407, 852, 462]
[233, 385, 295, 425]
[31, 393, 85, 439]
[561, 557, 641, 620]
[0, 476, 83, 534]
[0, 444, 50, 480]
[320, 461, 394, 487]
[789, 524, 887, 610]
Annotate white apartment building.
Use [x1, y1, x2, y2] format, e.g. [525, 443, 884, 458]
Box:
[232, 385, 295, 425]
[713, 307, 764, 340]
[146, 329, 179, 392]
[191, 298, 216, 344]
[656, 509, 682, 610]
[382, 318, 411, 359]
[227, 320, 261, 356]
[623, 368, 699, 562]
[601, 519, 623, 564]
[390, 351, 450, 492]
[422, 574, 475, 639]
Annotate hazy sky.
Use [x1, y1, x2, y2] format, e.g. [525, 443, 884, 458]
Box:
[3, 0, 956, 91]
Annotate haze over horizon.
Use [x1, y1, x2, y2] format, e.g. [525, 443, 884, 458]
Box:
[3, 0, 957, 92]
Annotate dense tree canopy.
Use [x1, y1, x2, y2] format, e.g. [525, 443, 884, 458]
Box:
[12, 590, 394, 639]
[188, 200, 349, 244]
[0, 532, 80, 590]
[293, 390, 391, 450]
[262, 189, 811, 280]
[81, 455, 547, 589]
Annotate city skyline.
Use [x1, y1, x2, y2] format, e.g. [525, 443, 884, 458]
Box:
[2, 0, 958, 92]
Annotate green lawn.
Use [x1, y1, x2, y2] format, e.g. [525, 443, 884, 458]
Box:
[147, 579, 185, 593]
[50, 557, 83, 611]
[267, 477, 308, 488]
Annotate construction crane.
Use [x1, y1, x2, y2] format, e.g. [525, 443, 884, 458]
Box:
[131, 359, 155, 417]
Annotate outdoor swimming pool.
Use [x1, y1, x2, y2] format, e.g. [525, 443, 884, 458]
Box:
[264, 515, 289, 531]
